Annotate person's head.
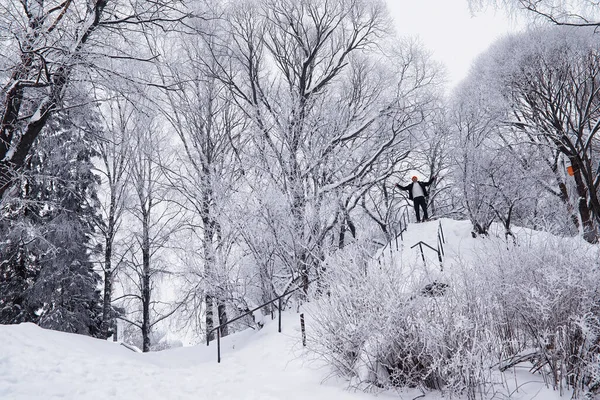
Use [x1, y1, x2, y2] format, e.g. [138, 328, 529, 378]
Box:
[411, 176, 418, 182]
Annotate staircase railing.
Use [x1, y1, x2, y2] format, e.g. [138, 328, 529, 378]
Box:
[410, 240, 442, 265]
[437, 220, 445, 262]
[206, 279, 315, 363]
[397, 207, 410, 242]
[410, 220, 446, 269]
[377, 208, 410, 264]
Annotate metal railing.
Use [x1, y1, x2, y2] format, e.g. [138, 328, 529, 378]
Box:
[397, 208, 410, 243]
[410, 240, 442, 265]
[437, 220, 446, 263]
[377, 208, 410, 264]
[410, 220, 446, 269]
[206, 279, 315, 363]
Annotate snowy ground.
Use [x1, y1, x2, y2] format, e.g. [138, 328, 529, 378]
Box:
[0, 311, 568, 400]
[0, 313, 411, 400]
[0, 219, 581, 400]
[378, 217, 597, 292]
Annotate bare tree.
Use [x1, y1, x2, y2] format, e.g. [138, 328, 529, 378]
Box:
[470, 0, 600, 27]
[453, 26, 600, 242]
[207, 0, 441, 293]
[92, 94, 134, 339]
[500, 28, 600, 242]
[116, 110, 184, 352]
[449, 82, 500, 236]
[153, 29, 248, 341]
[0, 0, 188, 203]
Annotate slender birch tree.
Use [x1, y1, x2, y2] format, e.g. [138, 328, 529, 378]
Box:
[116, 110, 184, 352]
[154, 29, 249, 341]
[93, 94, 134, 339]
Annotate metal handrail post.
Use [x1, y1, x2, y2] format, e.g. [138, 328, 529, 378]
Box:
[300, 313, 306, 347]
[278, 297, 282, 333]
[217, 328, 221, 363]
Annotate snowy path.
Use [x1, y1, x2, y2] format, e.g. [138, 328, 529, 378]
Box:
[0, 314, 406, 400]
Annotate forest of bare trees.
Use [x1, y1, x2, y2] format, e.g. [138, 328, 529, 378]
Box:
[1, 0, 599, 398]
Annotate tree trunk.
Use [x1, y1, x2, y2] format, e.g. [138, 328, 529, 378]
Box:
[218, 303, 228, 337]
[141, 211, 151, 352]
[201, 166, 223, 341]
[205, 293, 214, 341]
[101, 261, 113, 338]
[291, 181, 308, 295]
[202, 214, 218, 341]
[582, 157, 600, 224]
[101, 202, 116, 338]
[557, 180, 580, 230]
[571, 161, 598, 243]
[338, 219, 346, 249]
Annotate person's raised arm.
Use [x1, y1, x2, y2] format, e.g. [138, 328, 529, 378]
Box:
[423, 175, 436, 186]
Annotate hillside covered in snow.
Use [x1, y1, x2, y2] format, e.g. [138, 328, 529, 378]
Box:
[2, 218, 597, 400]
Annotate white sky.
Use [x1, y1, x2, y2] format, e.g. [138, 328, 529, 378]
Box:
[385, 0, 523, 88]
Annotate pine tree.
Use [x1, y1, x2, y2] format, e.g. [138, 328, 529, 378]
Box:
[0, 111, 104, 337]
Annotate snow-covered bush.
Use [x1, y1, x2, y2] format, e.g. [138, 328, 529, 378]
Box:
[478, 236, 600, 398]
[307, 229, 600, 398]
[306, 242, 495, 396]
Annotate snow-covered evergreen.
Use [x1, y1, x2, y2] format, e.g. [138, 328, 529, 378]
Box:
[0, 112, 103, 336]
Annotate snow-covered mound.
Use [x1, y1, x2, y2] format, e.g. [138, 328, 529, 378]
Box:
[310, 218, 597, 399]
[1, 218, 593, 400]
[378, 217, 598, 291]
[0, 313, 406, 400]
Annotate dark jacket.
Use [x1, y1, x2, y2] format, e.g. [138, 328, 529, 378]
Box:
[397, 178, 434, 200]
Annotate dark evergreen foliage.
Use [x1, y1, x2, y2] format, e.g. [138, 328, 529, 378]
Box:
[0, 111, 104, 337]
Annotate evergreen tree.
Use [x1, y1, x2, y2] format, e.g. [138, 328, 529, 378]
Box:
[0, 111, 104, 337]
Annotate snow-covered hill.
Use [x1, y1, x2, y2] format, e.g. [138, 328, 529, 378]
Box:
[379, 217, 597, 292]
[1, 218, 591, 400]
[0, 314, 395, 400]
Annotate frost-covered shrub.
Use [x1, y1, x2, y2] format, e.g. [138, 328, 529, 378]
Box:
[307, 231, 600, 398]
[306, 243, 496, 396]
[478, 236, 600, 398]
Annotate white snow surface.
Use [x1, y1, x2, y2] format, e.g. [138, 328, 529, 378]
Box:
[0, 218, 582, 400]
[378, 217, 597, 289]
[0, 313, 406, 400]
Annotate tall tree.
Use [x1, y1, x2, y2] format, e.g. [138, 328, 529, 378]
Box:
[0, 0, 187, 202]
[504, 28, 599, 241]
[93, 94, 133, 339]
[116, 110, 184, 352]
[155, 29, 248, 341]
[448, 81, 501, 236]
[454, 26, 600, 242]
[208, 0, 441, 293]
[0, 109, 103, 336]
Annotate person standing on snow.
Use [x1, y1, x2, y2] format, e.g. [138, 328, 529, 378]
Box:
[396, 175, 436, 222]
